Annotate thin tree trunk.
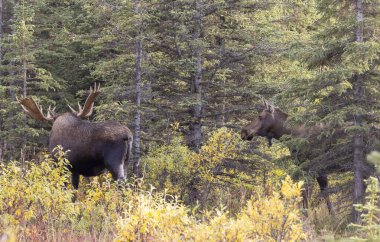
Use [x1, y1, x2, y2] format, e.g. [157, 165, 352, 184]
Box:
[189, 0, 202, 151]
[133, 0, 142, 177]
[0, 0, 3, 160]
[216, 15, 226, 127]
[352, 0, 365, 223]
[187, 0, 203, 204]
[0, 0, 3, 59]
[22, 57, 27, 96]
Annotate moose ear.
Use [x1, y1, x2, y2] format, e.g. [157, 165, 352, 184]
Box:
[268, 105, 275, 113]
[262, 98, 275, 113]
[262, 98, 269, 110]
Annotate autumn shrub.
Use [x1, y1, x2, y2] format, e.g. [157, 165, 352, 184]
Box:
[194, 127, 242, 183]
[0, 147, 77, 241]
[115, 176, 308, 241]
[74, 176, 132, 240]
[143, 128, 250, 208]
[143, 136, 195, 200]
[1, 132, 308, 241]
[0, 148, 131, 241]
[143, 128, 291, 214]
[115, 190, 194, 242]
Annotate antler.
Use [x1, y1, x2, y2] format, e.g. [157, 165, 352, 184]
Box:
[68, 83, 101, 118]
[17, 97, 55, 122]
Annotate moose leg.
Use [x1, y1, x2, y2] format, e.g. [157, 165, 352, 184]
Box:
[302, 184, 310, 215]
[72, 172, 80, 189]
[70, 172, 80, 202]
[316, 174, 334, 215]
[104, 147, 126, 180]
[107, 163, 125, 181]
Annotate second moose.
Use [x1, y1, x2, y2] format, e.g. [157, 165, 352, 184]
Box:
[241, 100, 337, 214]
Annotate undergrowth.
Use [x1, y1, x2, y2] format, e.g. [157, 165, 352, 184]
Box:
[0, 130, 309, 241]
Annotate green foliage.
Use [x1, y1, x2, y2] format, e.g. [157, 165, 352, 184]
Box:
[143, 135, 194, 199]
[367, 151, 380, 174]
[0, 0, 379, 239]
[143, 128, 291, 214]
[350, 177, 380, 240]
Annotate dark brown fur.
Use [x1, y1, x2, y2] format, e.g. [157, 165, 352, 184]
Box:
[49, 113, 133, 188]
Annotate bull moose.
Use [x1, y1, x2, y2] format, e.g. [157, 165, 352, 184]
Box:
[18, 84, 133, 189]
[241, 100, 335, 213]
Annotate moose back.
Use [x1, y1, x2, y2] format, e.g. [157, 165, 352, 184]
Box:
[18, 84, 133, 189]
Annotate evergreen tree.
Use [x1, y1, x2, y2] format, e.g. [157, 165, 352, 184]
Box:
[0, 0, 57, 160]
[284, 0, 380, 222]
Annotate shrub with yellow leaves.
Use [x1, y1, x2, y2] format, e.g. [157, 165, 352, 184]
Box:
[194, 128, 241, 182]
[144, 128, 293, 214]
[116, 190, 193, 242]
[0, 135, 308, 241]
[143, 136, 194, 200]
[0, 147, 76, 241]
[74, 175, 132, 240]
[115, 175, 308, 242]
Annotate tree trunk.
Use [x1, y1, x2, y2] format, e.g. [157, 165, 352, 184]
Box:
[187, 0, 203, 204]
[133, 0, 142, 177]
[0, 0, 3, 160]
[0, 0, 3, 59]
[189, 0, 202, 151]
[352, 0, 365, 223]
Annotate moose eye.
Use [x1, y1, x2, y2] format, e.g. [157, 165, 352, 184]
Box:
[258, 115, 263, 120]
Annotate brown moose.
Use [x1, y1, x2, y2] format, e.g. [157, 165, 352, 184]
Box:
[241, 100, 334, 213]
[18, 84, 133, 189]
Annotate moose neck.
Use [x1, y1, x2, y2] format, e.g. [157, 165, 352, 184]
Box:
[272, 110, 323, 139]
[270, 108, 292, 139]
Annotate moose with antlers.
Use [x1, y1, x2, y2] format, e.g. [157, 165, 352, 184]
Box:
[241, 100, 337, 214]
[18, 84, 133, 189]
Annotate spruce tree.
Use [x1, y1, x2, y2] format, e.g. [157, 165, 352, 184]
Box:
[285, 0, 380, 222]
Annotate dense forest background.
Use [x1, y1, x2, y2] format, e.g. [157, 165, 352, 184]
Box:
[1, 0, 380, 240]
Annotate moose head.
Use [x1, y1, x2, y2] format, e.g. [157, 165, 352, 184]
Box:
[241, 100, 289, 146]
[18, 84, 133, 189]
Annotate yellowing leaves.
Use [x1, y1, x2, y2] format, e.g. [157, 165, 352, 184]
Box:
[0, 147, 76, 240]
[195, 128, 241, 179]
[0, 134, 309, 241]
[281, 176, 304, 200]
[116, 175, 307, 241]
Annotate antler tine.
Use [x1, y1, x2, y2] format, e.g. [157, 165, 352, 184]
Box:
[68, 104, 77, 114]
[17, 96, 54, 122]
[95, 83, 100, 92]
[46, 105, 56, 120]
[69, 83, 101, 118]
[77, 102, 83, 113]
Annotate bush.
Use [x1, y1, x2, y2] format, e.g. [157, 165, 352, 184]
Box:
[116, 176, 308, 241]
[0, 147, 76, 241]
[143, 136, 195, 200]
[0, 136, 308, 241]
